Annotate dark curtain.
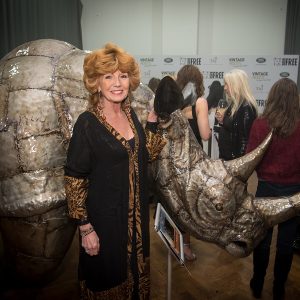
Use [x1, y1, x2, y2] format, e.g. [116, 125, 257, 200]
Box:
[0, 0, 83, 59]
[284, 0, 300, 88]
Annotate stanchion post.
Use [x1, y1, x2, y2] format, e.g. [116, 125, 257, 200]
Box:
[167, 248, 172, 300]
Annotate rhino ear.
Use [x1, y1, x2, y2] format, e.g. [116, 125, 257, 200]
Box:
[224, 131, 272, 182]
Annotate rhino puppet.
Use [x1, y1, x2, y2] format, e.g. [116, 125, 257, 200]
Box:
[151, 110, 300, 258]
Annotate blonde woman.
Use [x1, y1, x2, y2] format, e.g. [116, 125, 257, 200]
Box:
[215, 69, 257, 160]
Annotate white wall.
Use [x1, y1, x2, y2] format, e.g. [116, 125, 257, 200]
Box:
[81, 0, 287, 55]
[81, 0, 153, 54]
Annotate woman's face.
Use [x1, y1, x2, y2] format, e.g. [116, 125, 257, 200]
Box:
[224, 81, 231, 97]
[98, 70, 130, 104]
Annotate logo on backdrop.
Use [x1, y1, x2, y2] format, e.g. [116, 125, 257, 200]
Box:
[255, 83, 265, 92]
[274, 57, 298, 66]
[210, 56, 219, 64]
[203, 71, 224, 79]
[256, 57, 267, 64]
[180, 57, 202, 65]
[202, 56, 221, 65]
[139, 57, 155, 66]
[256, 99, 266, 107]
[161, 71, 176, 77]
[280, 72, 290, 78]
[143, 70, 151, 78]
[229, 57, 247, 67]
[163, 57, 173, 64]
[252, 71, 270, 81]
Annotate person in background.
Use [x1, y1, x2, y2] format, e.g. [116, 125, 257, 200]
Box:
[64, 43, 165, 300]
[176, 64, 211, 148]
[206, 80, 225, 159]
[246, 78, 300, 300]
[154, 76, 184, 118]
[215, 68, 257, 160]
[147, 77, 161, 94]
[176, 66, 211, 260]
[207, 80, 224, 111]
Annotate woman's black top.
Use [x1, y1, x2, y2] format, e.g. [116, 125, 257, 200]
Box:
[188, 105, 203, 147]
[218, 101, 257, 160]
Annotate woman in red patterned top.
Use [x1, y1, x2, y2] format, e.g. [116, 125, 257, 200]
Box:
[246, 78, 300, 300]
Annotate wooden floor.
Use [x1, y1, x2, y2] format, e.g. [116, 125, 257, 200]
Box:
[1, 174, 300, 300]
[150, 214, 300, 300]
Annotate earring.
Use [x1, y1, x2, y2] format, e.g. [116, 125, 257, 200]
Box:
[97, 91, 104, 111]
[97, 90, 102, 101]
[122, 95, 131, 115]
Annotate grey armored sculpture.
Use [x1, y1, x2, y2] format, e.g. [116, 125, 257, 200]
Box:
[0, 40, 86, 283]
[0, 39, 299, 283]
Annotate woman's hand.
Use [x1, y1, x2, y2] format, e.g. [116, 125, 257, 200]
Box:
[215, 109, 224, 125]
[80, 223, 100, 256]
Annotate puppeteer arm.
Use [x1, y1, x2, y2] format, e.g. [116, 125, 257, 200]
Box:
[64, 176, 89, 223]
[145, 112, 166, 161]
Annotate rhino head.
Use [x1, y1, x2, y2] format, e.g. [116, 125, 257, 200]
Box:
[152, 110, 300, 257]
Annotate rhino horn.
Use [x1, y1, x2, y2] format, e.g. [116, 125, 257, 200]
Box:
[224, 131, 272, 182]
[253, 192, 300, 227]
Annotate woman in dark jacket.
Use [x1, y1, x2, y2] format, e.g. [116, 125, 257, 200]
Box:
[215, 69, 257, 160]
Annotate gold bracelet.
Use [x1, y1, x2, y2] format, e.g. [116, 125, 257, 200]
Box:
[80, 226, 94, 237]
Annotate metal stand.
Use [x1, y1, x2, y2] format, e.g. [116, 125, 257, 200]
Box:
[167, 249, 172, 300]
[154, 203, 186, 299]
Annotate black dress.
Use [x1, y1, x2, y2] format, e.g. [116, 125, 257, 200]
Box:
[188, 105, 203, 147]
[64, 108, 165, 300]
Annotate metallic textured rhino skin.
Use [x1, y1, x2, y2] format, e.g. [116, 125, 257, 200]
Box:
[0, 39, 154, 283]
[131, 83, 154, 127]
[152, 110, 300, 258]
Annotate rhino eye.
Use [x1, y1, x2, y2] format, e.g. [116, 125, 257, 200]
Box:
[215, 203, 223, 211]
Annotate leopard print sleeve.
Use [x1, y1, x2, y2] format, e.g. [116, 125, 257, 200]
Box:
[145, 128, 166, 162]
[64, 175, 88, 221]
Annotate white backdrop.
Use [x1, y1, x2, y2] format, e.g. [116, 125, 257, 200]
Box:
[135, 54, 299, 158]
[136, 54, 299, 114]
